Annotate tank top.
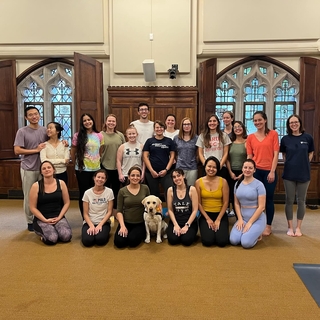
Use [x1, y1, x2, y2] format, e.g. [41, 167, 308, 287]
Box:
[172, 185, 192, 224]
[229, 142, 247, 171]
[199, 177, 223, 212]
[121, 142, 142, 177]
[36, 179, 63, 220]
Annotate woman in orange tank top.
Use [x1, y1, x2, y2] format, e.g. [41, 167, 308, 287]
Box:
[195, 156, 229, 247]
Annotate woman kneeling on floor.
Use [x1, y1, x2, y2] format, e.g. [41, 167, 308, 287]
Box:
[167, 168, 198, 246]
[82, 169, 114, 247]
[229, 159, 266, 248]
[114, 166, 150, 248]
[29, 161, 72, 245]
[195, 156, 229, 247]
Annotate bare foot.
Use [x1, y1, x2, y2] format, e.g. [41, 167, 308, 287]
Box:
[295, 228, 302, 237]
[262, 225, 272, 236]
[286, 228, 295, 237]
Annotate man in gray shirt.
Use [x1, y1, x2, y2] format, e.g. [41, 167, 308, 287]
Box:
[14, 106, 47, 231]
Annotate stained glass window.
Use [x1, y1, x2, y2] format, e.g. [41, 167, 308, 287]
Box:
[216, 80, 235, 129]
[17, 63, 74, 145]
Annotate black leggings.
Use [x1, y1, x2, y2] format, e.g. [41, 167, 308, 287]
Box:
[75, 170, 95, 217]
[114, 222, 146, 248]
[81, 222, 111, 247]
[101, 167, 120, 209]
[167, 220, 198, 246]
[199, 212, 229, 247]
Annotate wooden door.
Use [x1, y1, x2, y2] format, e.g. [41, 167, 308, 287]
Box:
[198, 58, 217, 133]
[74, 52, 104, 131]
[0, 60, 17, 159]
[299, 57, 320, 162]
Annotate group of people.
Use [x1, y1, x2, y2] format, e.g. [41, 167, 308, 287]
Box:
[13, 104, 314, 248]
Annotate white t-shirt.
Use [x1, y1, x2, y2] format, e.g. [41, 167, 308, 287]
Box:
[196, 132, 231, 162]
[82, 187, 114, 225]
[164, 129, 179, 139]
[130, 120, 154, 145]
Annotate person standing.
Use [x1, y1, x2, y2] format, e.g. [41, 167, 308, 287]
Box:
[164, 114, 179, 139]
[280, 114, 314, 237]
[196, 114, 231, 179]
[71, 113, 104, 217]
[222, 111, 234, 138]
[246, 111, 279, 236]
[14, 106, 47, 231]
[167, 168, 198, 246]
[117, 125, 145, 185]
[226, 121, 247, 215]
[82, 169, 114, 247]
[29, 161, 72, 245]
[40, 122, 69, 185]
[173, 117, 198, 186]
[229, 159, 266, 248]
[130, 102, 154, 145]
[100, 114, 125, 211]
[143, 120, 176, 200]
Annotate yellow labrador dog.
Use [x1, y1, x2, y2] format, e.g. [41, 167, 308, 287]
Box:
[142, 195, 168, 243]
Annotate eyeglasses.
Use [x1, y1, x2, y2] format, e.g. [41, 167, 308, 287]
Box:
[289, 121, 299, 125]
[139, 108, 149, 112]
[183, 123, 192, 126]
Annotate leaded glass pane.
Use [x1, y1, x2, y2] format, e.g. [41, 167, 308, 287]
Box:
[259, 67, 267, 75]
[244, 78, 266, 102]
[53, 103, 72, 146]
[274, 103, 295, 141]
[51, 68, 57, 76]
[244, 67, 251, 75]
[65, 68, 72, 76]
[244, 103, 264, 134]
[50, 79, 72, 103]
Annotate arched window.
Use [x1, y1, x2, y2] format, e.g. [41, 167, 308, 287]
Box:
[17, 62, 74, 145]
[216, 60, 299, 141]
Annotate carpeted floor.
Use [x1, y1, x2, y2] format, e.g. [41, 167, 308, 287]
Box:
[1, 199, 320, 319]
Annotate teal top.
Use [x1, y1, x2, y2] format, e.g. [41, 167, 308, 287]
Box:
[229, 142, 247, 171]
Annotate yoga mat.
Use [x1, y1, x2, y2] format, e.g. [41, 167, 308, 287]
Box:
[293, 263, 320, 307]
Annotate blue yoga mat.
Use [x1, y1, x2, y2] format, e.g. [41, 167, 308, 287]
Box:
[293, 263, 320, 307]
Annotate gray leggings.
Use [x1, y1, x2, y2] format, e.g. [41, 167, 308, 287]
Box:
[283, 179, 310, 221]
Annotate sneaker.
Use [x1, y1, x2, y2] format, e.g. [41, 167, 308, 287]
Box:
[227, 210, 235, 217]
[27, 223, 34, 232]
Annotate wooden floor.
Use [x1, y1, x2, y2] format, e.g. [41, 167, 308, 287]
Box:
[1, 199, 320, 319]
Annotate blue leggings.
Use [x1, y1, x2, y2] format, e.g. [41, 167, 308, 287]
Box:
[254, 169, 277, 226]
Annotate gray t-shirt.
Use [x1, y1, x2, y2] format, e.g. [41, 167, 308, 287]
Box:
[173, 135, 198, 170]
[14, 125, 47, 171]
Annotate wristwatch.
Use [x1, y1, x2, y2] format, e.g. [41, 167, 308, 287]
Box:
[185, 223, 190, 228]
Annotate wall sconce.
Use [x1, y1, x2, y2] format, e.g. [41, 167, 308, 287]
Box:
[168, 64, 179, 79]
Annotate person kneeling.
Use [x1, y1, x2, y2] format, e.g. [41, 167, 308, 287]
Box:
[29, 161, 72, 245]
[167, 169, 198, 246]
[82, 169, 114, 247]
[229, 160, 266, 249]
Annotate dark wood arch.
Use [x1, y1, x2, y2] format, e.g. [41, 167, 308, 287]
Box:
[216, 56, 300, 80]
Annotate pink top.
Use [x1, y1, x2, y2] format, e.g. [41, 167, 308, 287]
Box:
[246, 130, 279, 170]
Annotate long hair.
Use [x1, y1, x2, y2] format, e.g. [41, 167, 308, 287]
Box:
[76, 113, 98, 171]
[286, 114, 305, 135]
[202, 114, 223, 148]
[39, 161, 56, 195]
[171, 168, 188, 187]
[178, 117, 195, 140]
[230, 121, 248, 142]
[253, 111, 270, 135]
[235, 159, 256, 189]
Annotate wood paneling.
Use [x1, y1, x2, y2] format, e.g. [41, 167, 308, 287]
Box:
[108, 87, 198, 134]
